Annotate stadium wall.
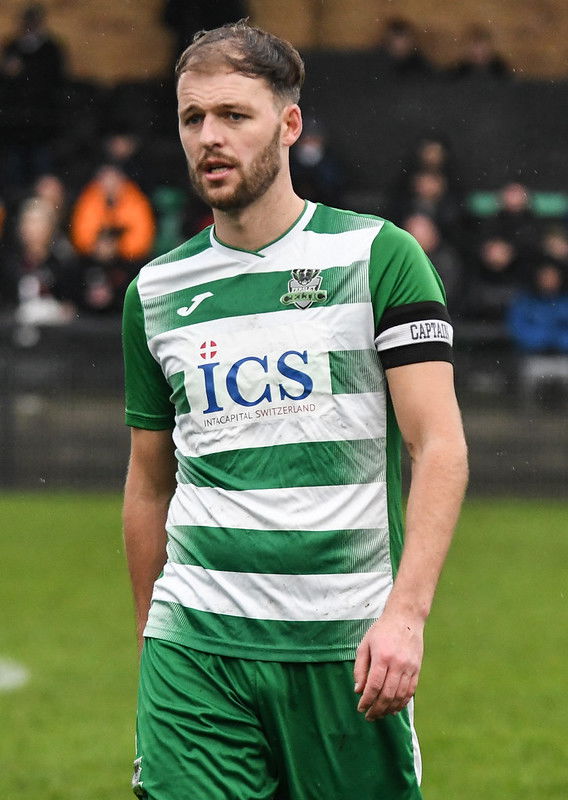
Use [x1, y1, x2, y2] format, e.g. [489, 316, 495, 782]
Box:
[1, 0, 568, 81]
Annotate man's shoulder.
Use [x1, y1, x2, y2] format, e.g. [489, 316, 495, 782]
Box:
[305, 203, 387, 236]
[306, 205, 421, 252]
[144, 226, 213, 269]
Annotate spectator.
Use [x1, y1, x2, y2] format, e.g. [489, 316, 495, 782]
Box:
[70, 163, 156, 262]
[290, 118, 346, 207]
[100, 129, 146, 186]
[162, 0, 247, 65]
[32, 173, 69, 230]
[404, 135, 457, 183]
[508, 262, 568, 353]
[394, 169, 461, 240]
[449, 25, 511, 79]
[0, 3, 67, 192]
[74, 228, 136, 315]
[371, 17, 433, 78]
[402, 212, 465, 313]
[490, 181, 540, 255]
[0, 196, 76, 322]
[391, 135, 461, 229]
[470, 236, 524, 322]
[541, 226, 568, 268]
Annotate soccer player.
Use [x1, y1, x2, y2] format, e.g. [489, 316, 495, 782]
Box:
[122, 20, 468, 800]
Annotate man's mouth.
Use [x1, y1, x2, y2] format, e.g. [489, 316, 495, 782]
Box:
[201, 159, 237, 179]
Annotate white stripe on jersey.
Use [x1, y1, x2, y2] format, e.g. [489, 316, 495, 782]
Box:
[137, 246, 223, 302]
[151, 562, 393, 622]
[262, 225, 384, 273]
[150, 302, 377, 361]
[137, 216, 384, 301]
[151, 302, 385, 457]
[172, 391, 386, 458]
[167, 481, 388, 532]
[407, 698, 423, 785]
[375, 319, 453, 351]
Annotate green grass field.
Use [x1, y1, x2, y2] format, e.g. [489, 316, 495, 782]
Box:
[1, 493, 567, 799]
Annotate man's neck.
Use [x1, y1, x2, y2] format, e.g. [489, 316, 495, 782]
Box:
[212, 182, 305, 253]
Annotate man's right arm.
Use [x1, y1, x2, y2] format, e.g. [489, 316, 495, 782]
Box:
[123, 427, 177, 653]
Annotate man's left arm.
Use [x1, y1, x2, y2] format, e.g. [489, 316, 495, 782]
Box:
[354, 360, 468, 721]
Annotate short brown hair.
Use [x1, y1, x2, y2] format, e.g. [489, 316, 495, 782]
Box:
[175, 19, 305, 104]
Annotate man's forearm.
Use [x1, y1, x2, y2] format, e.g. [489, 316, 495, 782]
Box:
[123, 481, 171, 650]
[354, 434, 467, 720]
[123, 428, 177, 650]
[385, 435, 468, 623]
[354, 361, 467, 719]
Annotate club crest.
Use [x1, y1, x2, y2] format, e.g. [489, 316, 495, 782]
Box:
[280, 269, 328, 310]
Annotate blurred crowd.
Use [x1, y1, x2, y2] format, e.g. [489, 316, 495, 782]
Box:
[1, 4, 567, 363]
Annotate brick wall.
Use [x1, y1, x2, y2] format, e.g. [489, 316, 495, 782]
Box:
[0, 0, 172, 83]
[1, 0, 567, 81]
[250, 0, 568, 78]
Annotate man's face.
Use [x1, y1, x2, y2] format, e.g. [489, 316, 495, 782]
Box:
[177, 68, 285, 211]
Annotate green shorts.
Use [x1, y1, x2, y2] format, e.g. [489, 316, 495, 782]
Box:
[133, 637, 422, 800]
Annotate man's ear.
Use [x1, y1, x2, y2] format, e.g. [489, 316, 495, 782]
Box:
[281, 105, 303, 148]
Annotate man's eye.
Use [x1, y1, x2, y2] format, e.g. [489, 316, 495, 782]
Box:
[185, 114, 203, 126]
[228, 112, 245, 121]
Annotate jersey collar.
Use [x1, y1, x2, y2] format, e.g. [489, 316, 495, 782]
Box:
[210, 201, 317, 263]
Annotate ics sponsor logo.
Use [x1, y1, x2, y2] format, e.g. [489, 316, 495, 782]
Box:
[197, 343, 314, 416]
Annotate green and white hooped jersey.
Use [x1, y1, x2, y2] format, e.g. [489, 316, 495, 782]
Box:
[123, 201, 453, 662]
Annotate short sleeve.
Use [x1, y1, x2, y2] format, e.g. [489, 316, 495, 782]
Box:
[122, 277, 175, 430]
[369, 222, 453, 369]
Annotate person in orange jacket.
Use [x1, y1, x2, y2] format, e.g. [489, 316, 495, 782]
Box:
[70, 162, 156, 261]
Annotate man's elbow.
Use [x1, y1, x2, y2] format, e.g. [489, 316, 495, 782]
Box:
[452, 435, 469, 489]
[410, 429, 469, 482]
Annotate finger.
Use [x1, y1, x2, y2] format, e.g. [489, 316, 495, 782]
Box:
[364, 669, 401, 720]
[357, 662, 387, 713]
[389, 672, 412, 714]
[370, 670, 419, 719]
[408, 672, 419, 698]
[353, 642, 371, 695]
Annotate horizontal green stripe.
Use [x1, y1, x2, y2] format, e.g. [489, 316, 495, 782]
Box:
[304, 204, 381, 235]
[329, 348, 384, 394]
[148, 227, 211, 265]
[146, 601, 371, 662]
[167, 525, 389, 574]
[168, 370, 191, 414]
[176, 437, 386, 490]
[143, 262, 370, 339]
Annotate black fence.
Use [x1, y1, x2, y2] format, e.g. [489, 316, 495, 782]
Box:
[0, 319, 128, 489]
[0, 319, 566, 495]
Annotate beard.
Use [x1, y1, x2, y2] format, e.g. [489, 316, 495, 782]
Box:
[188, 124, 282, 211]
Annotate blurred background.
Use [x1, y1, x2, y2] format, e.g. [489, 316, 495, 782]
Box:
[0, 2, 567, 799]
[1, 0, 568, 493]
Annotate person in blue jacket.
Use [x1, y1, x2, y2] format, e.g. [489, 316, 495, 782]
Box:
[507, 261, 568, 353]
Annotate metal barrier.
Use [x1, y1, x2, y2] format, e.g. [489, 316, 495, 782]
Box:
[0, 318, 129, 489]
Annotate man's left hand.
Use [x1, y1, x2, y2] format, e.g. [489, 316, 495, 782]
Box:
[353, 612, 424, 721]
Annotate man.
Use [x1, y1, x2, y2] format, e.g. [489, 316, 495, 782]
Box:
[122, 20, 468, 800]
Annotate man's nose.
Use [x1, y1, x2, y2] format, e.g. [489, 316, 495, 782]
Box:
[200, 115, 224, 148]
